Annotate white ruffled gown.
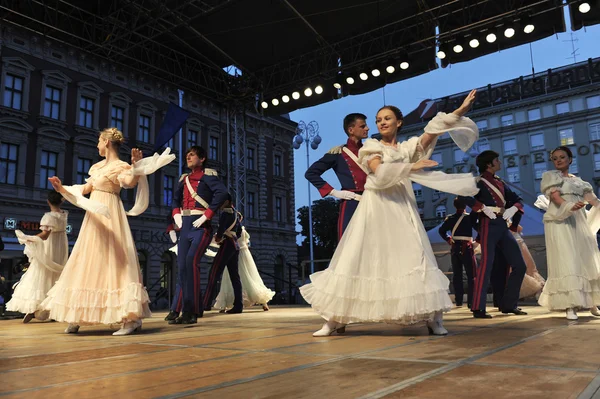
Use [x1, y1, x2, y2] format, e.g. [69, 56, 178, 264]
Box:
[537, 170, 600, 310]
[300, 113, 480, 325]
[6, 211, 68, 314]
[214, 227, 275, 309]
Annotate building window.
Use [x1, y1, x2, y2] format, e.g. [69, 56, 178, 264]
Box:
[559, 128, 574, 146]
[76, 157, 92, 184]
[229, 142, 236, 165]
[594, 154, 600, 171]
[275, 196, 282, 222]
[40, 150, 58, 189]
[530, 133, 544, 151]
[0, 143, 18, 184]
[418, 207, 424, 218]
[163, 175, 174, 206]
[247, 192, 255, 218]
[570, 155, 578, 174]
[587, 95, 600, 109]
[431, 152, 443, 167]
[503, 138, 517, 155]
[187, 130, 198, 149]
[247, 147, 255, 170]
[413, 183, 422, 199]
[274, 154, 282, 176]
[43, 86, 61, 119]
[476, 120, 488, 131]
[454, 149, 465, 164]
[528, 108, 541, 121]
[534, 162, 547, 180]
[138, 115, 150, 142]
[556, 102, 570, 114]
[3, 74, 23, 110]
[209, 136, 219, 160]
[111, 105, 124, 131]
[501, 114, 513, 126]
[433, 189, 441, 199]
[435, 205, 446, 218]
[79, 96, 94, 128]
[478, 141, 491, 152]
[167, 136, 174, 149]
[590, 123, 600, 141]
[506, 166, 520, 183]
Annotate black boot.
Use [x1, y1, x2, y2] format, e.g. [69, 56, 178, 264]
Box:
[169, 311, 197, 324]
[473, 310, 493, 319]
[225, 307, 243, 314]
[164, 311, 179, 321]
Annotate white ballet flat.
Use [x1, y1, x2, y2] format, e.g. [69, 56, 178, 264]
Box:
[427, 311, 448, 336]
[566, 308, 578, 320]
[65, 323, 80, 333]
[113, 320, 142, 336]
[591, 306, 600, 316]
[312, 320, 346, 337]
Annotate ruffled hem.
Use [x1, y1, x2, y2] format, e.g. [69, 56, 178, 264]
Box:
[538, 275, 600, 310]
[40, 282, 152, 324]
[5, 295, 45, 314]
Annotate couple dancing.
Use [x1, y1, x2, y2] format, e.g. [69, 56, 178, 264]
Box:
[302, 90, 528, 336]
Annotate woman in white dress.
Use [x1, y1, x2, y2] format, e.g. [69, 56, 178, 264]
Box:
[42, 127, 175, 335]
[537, 146, 600, 319]
[301, 90, 480, 336]
[214, 227, 275, 311]
[6, 190, 68, 322]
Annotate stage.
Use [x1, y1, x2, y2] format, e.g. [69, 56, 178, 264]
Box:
[1, 305, 599, 398]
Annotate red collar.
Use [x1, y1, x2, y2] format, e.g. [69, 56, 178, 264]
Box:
[481, 171, 496, 181]
[189, 167, 204, 179]
[346, 138, 363, 154]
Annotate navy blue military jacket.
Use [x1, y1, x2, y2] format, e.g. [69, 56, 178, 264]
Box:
[216, 209, 242, 241]
[305, 138, 367, 197]
[438, 212, 478, 244]
[171, 167, 229, 221]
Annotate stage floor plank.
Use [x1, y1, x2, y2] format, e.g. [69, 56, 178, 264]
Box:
[1, 306, 599, 398]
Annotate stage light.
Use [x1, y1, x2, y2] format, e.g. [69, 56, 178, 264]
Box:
[436, 50, 446, 59]
[469, 38, 480, 48]
[333, 82, 342, 89]
[261, 101, 268, 109]
[504, 27, 515, 38]
[346, 76, 355, 85]
[271, 98, 279, 106]
[314, 85, 323, 94]
[400, 61, 409, 70]
[359, 72, 368, 80]
[292, 91, 300, 100]
[579, 2, 591, 13]
[371, 68, 381, 77]
[524, 24, 535, 33]
[486, 33, 497, 43]
[333, 75, 343, 89]
[304, 88, 313, 97]
[386, 65, 395, 73]
[282, 95, 290, 103]
[453, 44, 463, 53]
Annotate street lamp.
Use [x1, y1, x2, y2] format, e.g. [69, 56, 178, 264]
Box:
[292, 120, 321, 275]
[462, 137, 490, 163]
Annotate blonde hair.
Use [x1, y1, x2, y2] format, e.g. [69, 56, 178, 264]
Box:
[100, 127, 125, 147]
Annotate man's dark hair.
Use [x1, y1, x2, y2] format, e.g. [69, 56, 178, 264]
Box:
[453, 197, 466, 210]
[47, 190, 63, 206]
[187, 145, 207, 160]
[343, 113, 367, 136]
[476, 150, 500, 174]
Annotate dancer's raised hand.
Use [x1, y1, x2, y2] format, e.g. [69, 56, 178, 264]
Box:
[48, 176, 64, 193]
[131, 148, 143, 165]
[411, 159, 438, 171]
[454, 89, 477, 117]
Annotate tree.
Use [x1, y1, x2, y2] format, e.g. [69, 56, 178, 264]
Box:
[297, 197, 340, 260]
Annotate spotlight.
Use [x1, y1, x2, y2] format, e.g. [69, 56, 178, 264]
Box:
[453, 44, 463, 53]
[333, 76, 343, 89]
[386, 65, 396, 73]
[282, 95, 290, 103]
[400, 61, 409, 70]
[304, 88, 313, 97]
[436, 50, 446, 59]
[271, 98, 279, 106]
[504, 27, 515, 38]
[486, 33, 497, 43]
[314, 85, 323, 94]
[261, 101, 268, 109]
[346, 76, 355, 85]
[292, 91, 300, 100]
[359, 72, 368, 81]
[524, 24, 535, 33]
[333, 82, 342, 89]
[579, 2, 591, 13]
[371, 68, 381, 77]
[469, 38, 480, 48]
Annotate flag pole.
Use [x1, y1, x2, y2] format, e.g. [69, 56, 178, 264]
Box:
[178, 89, 184, 176]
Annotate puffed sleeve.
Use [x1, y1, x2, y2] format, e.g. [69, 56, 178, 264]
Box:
[540, 171, 564, 197]
[423, 112, 479, 152]
[582, 179, 594, 194]
[357, 139, 383, 173]
[39, 213, 56, 232]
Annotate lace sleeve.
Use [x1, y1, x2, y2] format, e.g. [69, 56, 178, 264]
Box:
[358, 139, 383, 172]
[39, 213, 55, 232]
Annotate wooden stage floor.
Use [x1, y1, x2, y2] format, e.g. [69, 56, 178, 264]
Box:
[1, 305, 600, 399]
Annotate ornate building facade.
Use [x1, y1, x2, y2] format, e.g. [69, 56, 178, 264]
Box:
[0, 27, 298, 304]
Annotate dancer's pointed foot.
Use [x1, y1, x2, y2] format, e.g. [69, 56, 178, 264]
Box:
[590, 306, 600, 317]
[566, 308, 578, 320]
[312, 320, 346, 337]
[113, 320, 142, 336]
[65, 323, 80, 333]
[23, 313, 34, 323]
[426, 311, 448, 335]
[262, 304, 269, 311]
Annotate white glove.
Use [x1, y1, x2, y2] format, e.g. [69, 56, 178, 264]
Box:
[502, 206, 518, 221]
[481, 206, 497, 220]
[173, 213, 183, 229]
[205, 249, 217, 258]
[330, 189, 357, 200]
[192, 215, 208, 228]
[168, 230, 177, 243]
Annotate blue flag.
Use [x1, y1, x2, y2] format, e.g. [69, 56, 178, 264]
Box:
[154, 102, 190, 151]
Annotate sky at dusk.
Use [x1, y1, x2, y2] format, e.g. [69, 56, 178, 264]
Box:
[290, 8, 600, 243]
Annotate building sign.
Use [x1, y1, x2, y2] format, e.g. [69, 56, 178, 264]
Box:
[3, 218, 72, 234]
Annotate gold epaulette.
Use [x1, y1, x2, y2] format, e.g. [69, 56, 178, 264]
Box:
[204, 168, 218, 176]
[178, 173, 189, 182]
[327, 145, 344, 154]
[444, 216, 450, 221]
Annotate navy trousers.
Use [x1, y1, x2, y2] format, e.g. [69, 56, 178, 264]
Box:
[203, 237, 242, 310]
[337, 198, 360, 241]
[473, 217, 526, 312]
[451, 242, 476, 307]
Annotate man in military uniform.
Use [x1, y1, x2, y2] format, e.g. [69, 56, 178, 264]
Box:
[438, 197, 478, 308]
[459, 150, 527, 319]
[305, 113, 370, 241]
[166, 146, 229, 324]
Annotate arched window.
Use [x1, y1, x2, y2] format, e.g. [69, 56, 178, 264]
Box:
[436, 205, 447, 218]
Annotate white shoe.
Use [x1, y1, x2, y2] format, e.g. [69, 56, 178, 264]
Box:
[590, 306, 600, 316]
[426, 311, 448, 336]
[65, 323, 80, 333]
[312, 320, 346, 337]
[112, 319, 142, 336]
[566, 308, 578, 320]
